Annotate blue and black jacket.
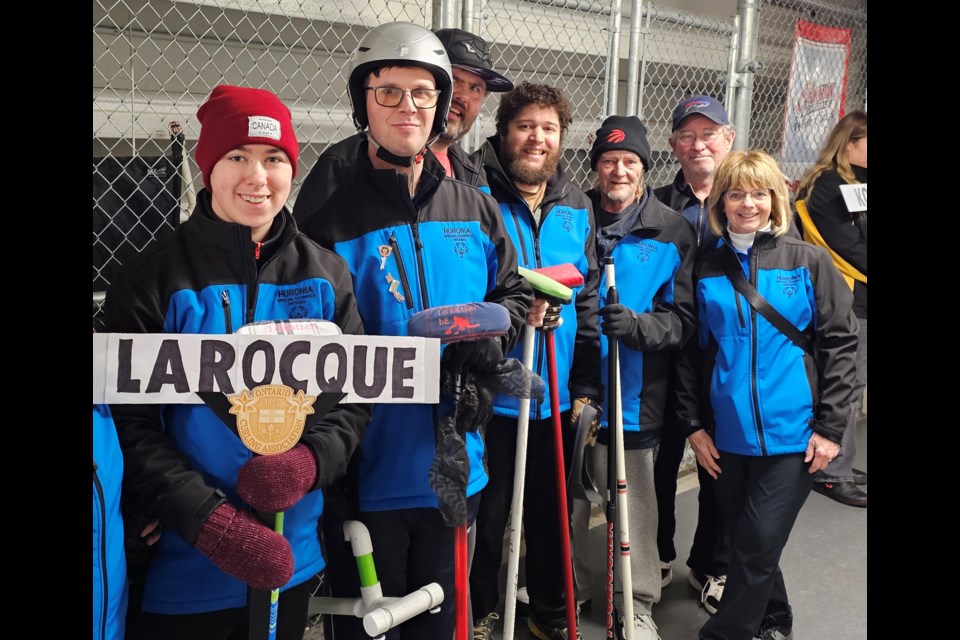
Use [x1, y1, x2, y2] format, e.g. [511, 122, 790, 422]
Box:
[94, 404, 127, 640]
[588, 187, 696, 449]
[294, 136, 531, 513]
[475, 136, 602, 420]
[675, 231, 858, 456]
[103, 193, 370, 614]
[448, 142, 489, 192]
[654, 170, 718, 256]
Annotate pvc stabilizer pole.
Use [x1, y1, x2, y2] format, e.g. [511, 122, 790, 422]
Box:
[344, 521, 384, 607]
[363, 583, 446, 637]
[502, 323, 537, 640]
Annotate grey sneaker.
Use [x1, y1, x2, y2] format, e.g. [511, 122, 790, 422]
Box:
[618, 612, 661, 640]
[474, 612, 500, 640]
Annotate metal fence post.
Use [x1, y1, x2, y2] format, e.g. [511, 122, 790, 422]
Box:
[732, 0, 761, 150]
[624, 0, 643, 117]
[605, 0, 623, 116]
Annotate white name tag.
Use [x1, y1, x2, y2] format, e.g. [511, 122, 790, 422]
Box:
[248, 115, 281, 140]
[839, 183, 867, 212]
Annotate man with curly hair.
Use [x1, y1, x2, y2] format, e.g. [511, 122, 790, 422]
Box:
[468, 82, 601, 640]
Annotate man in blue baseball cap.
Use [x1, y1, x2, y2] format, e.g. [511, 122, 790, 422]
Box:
[652, 95, 735, 619]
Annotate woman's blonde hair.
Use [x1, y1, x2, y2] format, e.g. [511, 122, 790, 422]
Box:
[796, 110, 867, 199]
[707, 150, 792, 238]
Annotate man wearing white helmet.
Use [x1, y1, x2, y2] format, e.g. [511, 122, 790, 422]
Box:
[293, 22, 532, 640]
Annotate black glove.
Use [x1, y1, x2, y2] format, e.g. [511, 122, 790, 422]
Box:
[541, 304, 563, 332]
[442, 338, 504, 377]
[599, 303, 641, 350]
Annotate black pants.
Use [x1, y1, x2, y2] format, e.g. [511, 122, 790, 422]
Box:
[322, 489, 480, 640]
[699, 452, 812, 640]
[469, 413, 576, 629]
[654, 415, 729, 576]
[126, 579, 313, 640]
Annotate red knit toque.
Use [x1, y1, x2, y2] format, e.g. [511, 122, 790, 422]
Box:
[195, 85, 299, 190]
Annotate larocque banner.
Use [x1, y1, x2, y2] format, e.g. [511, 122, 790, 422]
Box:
[93, 332, 441, 405]
[781, 19, 852, 187]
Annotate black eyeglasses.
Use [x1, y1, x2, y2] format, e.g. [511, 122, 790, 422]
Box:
[366, 86, 441, 109]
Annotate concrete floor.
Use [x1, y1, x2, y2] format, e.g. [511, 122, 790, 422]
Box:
[531, 417, 868, 640]
[306, 418, 867, 639]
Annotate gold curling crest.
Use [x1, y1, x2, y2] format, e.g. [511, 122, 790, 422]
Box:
[227, 385, 315, 455]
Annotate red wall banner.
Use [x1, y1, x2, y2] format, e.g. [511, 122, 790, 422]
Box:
[781, 19, 852, 187]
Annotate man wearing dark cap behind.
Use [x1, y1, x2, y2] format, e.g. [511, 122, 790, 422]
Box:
[653, 95, 735, 616]
[570, 115, 696, 640]
[432, 28, 514, 188]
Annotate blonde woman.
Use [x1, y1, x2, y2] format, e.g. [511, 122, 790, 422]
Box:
[676, 150, 858, 640]
[795, 111, 868, 507]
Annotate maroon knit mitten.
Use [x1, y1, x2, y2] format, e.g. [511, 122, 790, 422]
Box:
[236, 443, 318, 512]
[193, 503, 293, 590]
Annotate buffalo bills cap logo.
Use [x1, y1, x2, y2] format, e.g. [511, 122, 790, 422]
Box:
[683, 99, 710, 114]
[607, 128, 626, 143]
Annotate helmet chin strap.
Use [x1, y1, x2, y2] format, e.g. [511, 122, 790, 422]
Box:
[363, 130, 443, 167]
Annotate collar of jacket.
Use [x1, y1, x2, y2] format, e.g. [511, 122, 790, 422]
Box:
[192, 188, 294, 256]
[479, 135, 570, 207]
[586, 185, 668, 233]
[355, 138, 445, 209]
[720, 227, 778, 255]
[443, 143, 483, 186]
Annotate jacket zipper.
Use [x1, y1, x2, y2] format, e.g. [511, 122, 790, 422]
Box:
[220, 290, 233, 333]
[243, 229, 260, 325]
[412, 224, 431, 309]
[510, 208, 530, 263]
[734, 286, 745, 328]
[748, 245, 767, 454]
[696, 201, 706, 248]
[389, 233, 415, 310]
[94, 461, 108, 640]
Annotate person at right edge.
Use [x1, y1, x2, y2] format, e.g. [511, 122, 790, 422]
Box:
[795, 110, 868, 508]
[570, 115, 696, 640]
[468, 82, 602, 640]
[676, 150, 858, 640]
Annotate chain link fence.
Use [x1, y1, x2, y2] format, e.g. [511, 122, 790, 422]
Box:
[93, 0, 866, 321]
